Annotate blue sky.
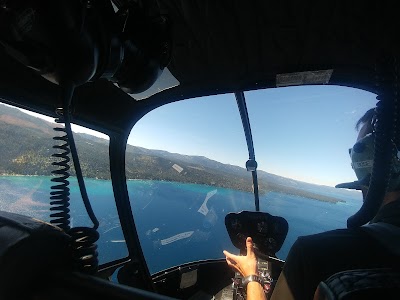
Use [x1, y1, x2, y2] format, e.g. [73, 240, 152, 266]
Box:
[129, 85, 377, 187]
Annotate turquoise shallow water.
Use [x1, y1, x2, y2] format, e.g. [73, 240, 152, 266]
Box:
[0, 176, 361, 274]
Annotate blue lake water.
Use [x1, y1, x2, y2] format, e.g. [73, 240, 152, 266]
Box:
[0, 176, 362, 274]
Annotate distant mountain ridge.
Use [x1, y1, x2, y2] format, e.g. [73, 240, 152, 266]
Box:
[0, 103, 355, 203]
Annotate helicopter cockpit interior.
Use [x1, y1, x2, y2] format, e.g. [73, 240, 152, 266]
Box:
[1, 1, 400, 299]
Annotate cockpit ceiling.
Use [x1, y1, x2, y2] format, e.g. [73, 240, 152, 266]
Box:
[158, 0, 398, 96]
[0, 1, 399, 133]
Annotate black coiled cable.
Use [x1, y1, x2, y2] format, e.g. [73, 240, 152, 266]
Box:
[69, 226, 100, 274]
[50, 111, 71, 232]
[49, 85, 100, 274]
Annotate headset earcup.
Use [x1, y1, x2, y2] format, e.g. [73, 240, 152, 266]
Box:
[0, 0, 102, 86]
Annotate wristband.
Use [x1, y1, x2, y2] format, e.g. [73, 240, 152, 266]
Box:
[241, 275, 261, 287]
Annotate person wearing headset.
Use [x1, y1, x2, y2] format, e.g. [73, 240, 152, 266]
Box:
[223, 107, 400, 300]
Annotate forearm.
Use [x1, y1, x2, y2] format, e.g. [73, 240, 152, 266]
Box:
[247, 282, 267, 300]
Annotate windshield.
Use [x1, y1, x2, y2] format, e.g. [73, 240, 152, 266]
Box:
[0, 85, 378, 276]
[127, 85, 377, 274]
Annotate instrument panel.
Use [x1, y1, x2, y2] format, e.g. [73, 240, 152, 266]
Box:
[225, 210, 288, 257]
